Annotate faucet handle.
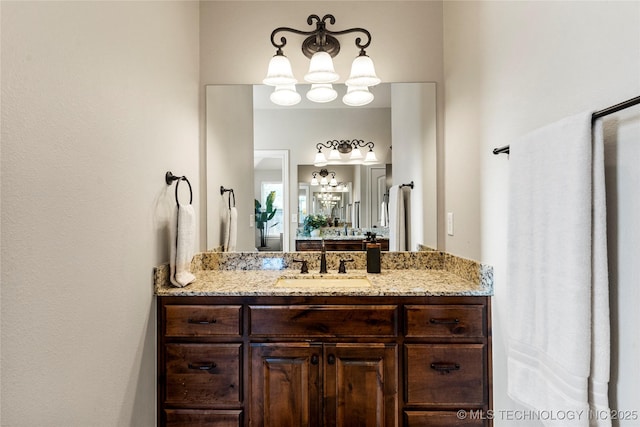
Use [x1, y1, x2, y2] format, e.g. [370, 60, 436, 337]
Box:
[338, 258, 354, 274]
[292, 259, 309, 274]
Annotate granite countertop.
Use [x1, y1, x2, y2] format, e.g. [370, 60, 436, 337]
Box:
[154, 251, 493, 297]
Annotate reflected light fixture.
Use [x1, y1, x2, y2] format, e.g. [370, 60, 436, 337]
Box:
[313, 139, 379, 166]
[264, 14, 380, 106]
[270, 84, 301, 106]
[310, 169, 337, 187]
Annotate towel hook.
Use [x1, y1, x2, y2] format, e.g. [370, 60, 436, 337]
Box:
[165, 171, 193, 206]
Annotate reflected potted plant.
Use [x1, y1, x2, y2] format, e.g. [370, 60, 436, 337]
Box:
[303, 214, 327, 237]
[255, 191, 277, 247]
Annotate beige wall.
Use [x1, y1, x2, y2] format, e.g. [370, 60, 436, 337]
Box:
[443, 2, 640, 425]
[1, 2, 199, 425]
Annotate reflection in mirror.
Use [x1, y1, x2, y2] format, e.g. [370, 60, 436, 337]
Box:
[298, 164, 354, 227]
[206, 83, 436, 252]
[254, 150, 289, 252]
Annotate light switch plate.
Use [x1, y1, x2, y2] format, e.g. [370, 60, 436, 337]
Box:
[447, 212, 454, 236]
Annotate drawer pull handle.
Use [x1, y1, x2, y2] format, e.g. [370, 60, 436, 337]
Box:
[188, 318, 217, 325]
[311, 354, 319, 365]
[429, 318, 460, 325]
[188, 362, 217, 371]
[430, 363, 460, 374]
[327, 354, 336, 365]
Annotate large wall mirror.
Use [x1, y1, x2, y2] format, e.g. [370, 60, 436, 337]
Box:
[206, 82, 437, 252]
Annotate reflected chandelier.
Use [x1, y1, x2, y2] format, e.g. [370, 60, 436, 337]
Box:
[264, 14, 381, 107]
[313, 139, 378, 166]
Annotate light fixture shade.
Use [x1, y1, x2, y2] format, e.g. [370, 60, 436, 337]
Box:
[304, 51, 339, 83]
[364, 149, 379, 164]
[345, 54, 381, 87]
[306, 83, 338, 103]
[320, 176, 328, 186]
[263, 54, 297, 86]
[269, 84, 301, 106]
[329, 177, 338, 186]
[311, 177, 319, 186]
[342, 85, 374, 106]
[314, 151, 328, 167]
[350, 147, 363, 160]
[328, 148, 341, 160]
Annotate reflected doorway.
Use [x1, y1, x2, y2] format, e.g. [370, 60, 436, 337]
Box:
[254, 149, 289, 251]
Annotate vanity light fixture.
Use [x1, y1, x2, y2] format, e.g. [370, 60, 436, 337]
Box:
[313, 139, 379, 167]
[263, 14, 380, 107]
[310, 169, 338, 187]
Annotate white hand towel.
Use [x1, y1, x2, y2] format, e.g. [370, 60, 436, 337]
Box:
[389, 186, 411, 251]
[506, 111, 610, 426]
[227, 207, 238, 252]
[222, 207, 230, 251]
[380, 201, 388, 227]
[169, 203, 196, 287]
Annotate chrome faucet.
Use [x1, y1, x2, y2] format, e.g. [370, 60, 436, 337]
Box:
[319, 239, 327, 274]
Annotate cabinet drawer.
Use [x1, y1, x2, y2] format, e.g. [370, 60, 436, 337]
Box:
[405, 344, 486, 406]
[405, 411, 486, 426]
[165, 305, 241, 337]
[164, 409, 242, 427]
[249, 305, 398, 337]
[164, 344, 242, 406]
[405, 305, 485, 338]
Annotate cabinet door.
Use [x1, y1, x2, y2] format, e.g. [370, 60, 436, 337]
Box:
[250, 343, 322, 427]
[324, 343, 398, 427]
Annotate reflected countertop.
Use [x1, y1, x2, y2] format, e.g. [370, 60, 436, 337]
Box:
[295, 235, 389, 241]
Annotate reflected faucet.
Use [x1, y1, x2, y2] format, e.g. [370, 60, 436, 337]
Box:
[319, 239, 327, 274]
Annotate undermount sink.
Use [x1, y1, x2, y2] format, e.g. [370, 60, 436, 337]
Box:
[274, 275, 372, 288]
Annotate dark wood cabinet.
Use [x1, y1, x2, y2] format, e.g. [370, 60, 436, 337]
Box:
[158, 295, 492, 426]
[296, 239, 389, 251]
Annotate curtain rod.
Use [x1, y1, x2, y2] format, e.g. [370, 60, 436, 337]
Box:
[492, 95, 640, 155]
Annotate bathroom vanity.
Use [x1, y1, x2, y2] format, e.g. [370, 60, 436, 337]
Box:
[155, 251, 493, 427]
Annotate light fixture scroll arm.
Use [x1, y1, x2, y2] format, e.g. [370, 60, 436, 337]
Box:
[324, 27, 372, 54]
[316, 140, 336, 152]
[270, 26, 317, 52]
[350, 139, 372, 149]
[270, 14, 331, 51]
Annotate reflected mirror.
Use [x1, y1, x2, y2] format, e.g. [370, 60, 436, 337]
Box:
[206, 82, 436, 252]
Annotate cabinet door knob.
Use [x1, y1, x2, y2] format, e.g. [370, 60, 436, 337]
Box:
[311, 354, 319, 365]
[327, 354, 336, 365]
